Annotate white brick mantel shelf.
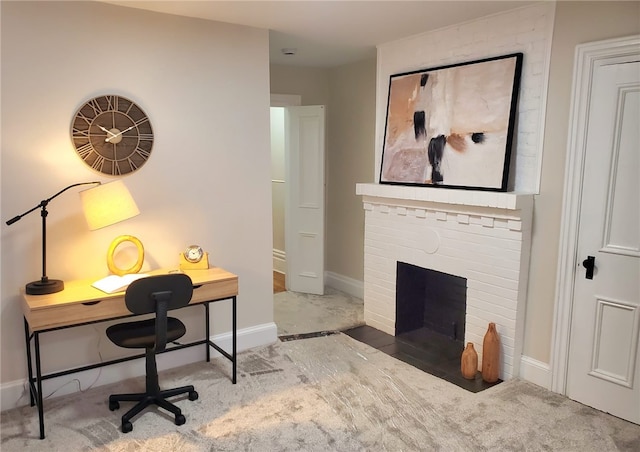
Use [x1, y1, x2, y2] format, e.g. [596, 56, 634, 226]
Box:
[356, 183, 534, 380]
[357, 183, 532, 214]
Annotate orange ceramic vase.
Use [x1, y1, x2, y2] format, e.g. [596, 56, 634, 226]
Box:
[482, 322, 500, 383]
[461, 342, 478, 379]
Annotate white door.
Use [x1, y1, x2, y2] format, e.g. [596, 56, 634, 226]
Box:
[566, 60, 640, 423]
[284, 106, 325, 294]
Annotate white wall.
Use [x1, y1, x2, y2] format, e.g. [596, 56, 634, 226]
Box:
[326, 58, 376, 286]
[1, 1, 274, 407]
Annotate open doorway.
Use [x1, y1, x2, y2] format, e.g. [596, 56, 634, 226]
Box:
[270, 95, 326, 295]
[270, 94, 301, 294]
[270, 95, 363, 336]
[271, 106, 287, 293]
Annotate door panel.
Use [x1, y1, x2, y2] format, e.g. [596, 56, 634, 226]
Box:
[567, 61, 640, 424]
[285, 106, 325, 294]
[603, 86, 640, 255]
[590, 297, 639, 387]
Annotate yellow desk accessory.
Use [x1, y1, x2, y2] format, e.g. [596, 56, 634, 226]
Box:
[179, 245, 209, 270]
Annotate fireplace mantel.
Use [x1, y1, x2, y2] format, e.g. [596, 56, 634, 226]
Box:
[356, 183, 533, 211]
[357, 182, 534, 380]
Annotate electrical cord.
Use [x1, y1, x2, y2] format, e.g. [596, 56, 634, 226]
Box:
[15, 326, 106, 406]
[44, 326, 104, 399]
[16, 328, 181, 408]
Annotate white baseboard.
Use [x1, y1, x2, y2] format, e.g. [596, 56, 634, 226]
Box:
[0, 322, 277, 412]
[519, 355, 552, 389]
[325, 271, 363, 299]
[273, 249, 286, 274]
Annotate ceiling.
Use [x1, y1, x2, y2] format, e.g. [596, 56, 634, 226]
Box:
[103, 1, 538, 67]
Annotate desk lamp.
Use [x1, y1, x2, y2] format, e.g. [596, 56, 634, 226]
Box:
[5, 180, 139, 295]
[80, 181, 142, 277]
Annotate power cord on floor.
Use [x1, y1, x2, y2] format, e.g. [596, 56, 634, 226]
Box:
[13, 381, 29, 409]
[13, 364, 87, 407]
[16, 328, 180, 408]
[44, 326, 104, 399]
[15, 326, 106, 406]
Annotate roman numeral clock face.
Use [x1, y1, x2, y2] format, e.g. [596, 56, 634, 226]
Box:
[71, 95, 153, 175]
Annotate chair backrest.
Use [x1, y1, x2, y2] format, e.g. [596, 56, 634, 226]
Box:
[124, 273, 194, 352]
[124, 273, 194, 315]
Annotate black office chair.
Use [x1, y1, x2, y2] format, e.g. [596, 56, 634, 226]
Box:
[107, 273, 199, 433]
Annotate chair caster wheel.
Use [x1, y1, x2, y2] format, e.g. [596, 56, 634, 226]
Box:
[188, 390, 199, 401]
[175, 414, 186, 426]
[122, 421, 133, 433]
[109, 401, 120, 411]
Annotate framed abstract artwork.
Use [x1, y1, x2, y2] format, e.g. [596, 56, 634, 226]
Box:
[379, 53, 523, 191]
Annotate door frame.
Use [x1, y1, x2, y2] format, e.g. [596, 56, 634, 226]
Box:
[551, 34, 640, 395]
[271, 94, 301, 108]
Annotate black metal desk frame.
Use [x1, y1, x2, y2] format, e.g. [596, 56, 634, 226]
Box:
[23, 294, 236, 440]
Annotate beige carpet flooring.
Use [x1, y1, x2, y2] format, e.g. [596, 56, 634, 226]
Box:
[1, 333, 639, 451]
[274, 287, 364, 336]
[2, 290, 638, 450]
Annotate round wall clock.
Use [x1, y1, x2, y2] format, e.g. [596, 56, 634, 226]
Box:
[71, 95, 154, 175]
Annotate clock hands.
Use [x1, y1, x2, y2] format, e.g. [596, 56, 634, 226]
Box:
[105, 124, 136, 142]
[96, 124, 118, 138]
[96, 124, 132, 142]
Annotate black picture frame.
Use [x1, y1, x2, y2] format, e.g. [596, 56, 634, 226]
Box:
[379, 53, 523, 191]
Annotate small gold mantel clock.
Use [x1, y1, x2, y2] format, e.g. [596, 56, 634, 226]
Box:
[179, 245, 209, 270]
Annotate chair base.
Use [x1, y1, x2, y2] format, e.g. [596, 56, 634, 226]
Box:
[109, 385, 198, 433]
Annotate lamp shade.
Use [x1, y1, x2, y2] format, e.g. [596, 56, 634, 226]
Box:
[80, 180, 139, 230]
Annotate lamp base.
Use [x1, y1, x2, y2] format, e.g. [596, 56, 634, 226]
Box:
[26, 278, 64, 295]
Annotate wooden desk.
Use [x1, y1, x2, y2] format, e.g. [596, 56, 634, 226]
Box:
[22, 267, 238, 440]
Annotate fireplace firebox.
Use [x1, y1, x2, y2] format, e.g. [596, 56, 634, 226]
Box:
[395, 262, 467, 345]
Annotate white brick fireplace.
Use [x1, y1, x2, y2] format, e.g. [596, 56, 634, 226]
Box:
[357, 1, 553, 381]
[357, 183, 533, 380]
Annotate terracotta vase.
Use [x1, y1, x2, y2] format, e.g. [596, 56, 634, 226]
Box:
[482, 322, 500, 383]
[460, 342, 478, 379]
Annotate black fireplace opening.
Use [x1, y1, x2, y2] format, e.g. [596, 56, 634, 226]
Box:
[395, 261, 466, 344]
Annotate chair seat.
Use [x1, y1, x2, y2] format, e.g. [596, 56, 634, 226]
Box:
[106, 317, 186, 349]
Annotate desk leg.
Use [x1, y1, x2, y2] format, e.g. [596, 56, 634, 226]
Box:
[205, 302, 210, 362]
[23, 318, 34, 407]
[34, 332, 45, 439]
[232, 295, 236, 384]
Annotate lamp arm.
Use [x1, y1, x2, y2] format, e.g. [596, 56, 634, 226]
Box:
[5, 181, 101, 226]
